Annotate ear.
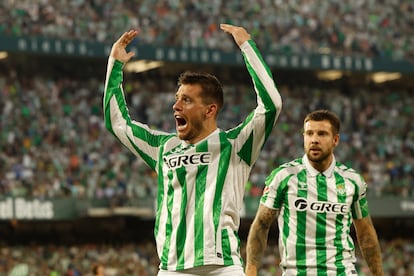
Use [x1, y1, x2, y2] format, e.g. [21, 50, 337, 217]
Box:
[333, 133, 340, 147]
[205, 104, 217, 119]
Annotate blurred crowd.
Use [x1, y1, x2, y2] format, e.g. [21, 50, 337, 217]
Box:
[1, 238, 413, 275]
[1, 2, 413, 276]
[1, 68, 413, 201]
[0, 241, 159, 276]
[1, 0, 414, 61]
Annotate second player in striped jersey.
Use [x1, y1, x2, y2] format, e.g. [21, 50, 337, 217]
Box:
[245, 110, 384, 276]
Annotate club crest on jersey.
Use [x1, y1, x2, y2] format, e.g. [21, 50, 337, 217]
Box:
[336, 183, 346, 196]
[163, 152, 212, 169]
[298, 181, 307, 190]
[169, 144, 194, 154]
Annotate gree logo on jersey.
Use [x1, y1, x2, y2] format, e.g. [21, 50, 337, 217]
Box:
[163, 152, 212, 169]
[294, 198, 349, 214]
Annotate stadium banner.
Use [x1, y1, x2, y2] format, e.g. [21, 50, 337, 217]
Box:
[0, 197, 82, 220]
[1, 35, 414, 73]
[1, 195, 413, 220]
[0, 197, 155, 220]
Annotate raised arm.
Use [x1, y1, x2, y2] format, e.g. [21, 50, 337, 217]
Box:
[220, 24, 282, 165]
[245, 204, 279, 276]
[110, 30, 139, 62]
[103, 30, 169, 170]
[353, 216, 384, 275]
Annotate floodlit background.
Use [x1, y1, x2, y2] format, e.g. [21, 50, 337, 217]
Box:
[0, 1, 413, 275]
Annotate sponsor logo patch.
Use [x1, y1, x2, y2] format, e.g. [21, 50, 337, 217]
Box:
[163, 152, 212, 169]
[294, 198, 349, 214]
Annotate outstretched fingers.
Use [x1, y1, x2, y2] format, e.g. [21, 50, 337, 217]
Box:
[220, 24, 251, 47]
[117, 30, 139, 48]
[110, 30, 139, 63]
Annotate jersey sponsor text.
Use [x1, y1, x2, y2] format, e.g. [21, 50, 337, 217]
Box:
[163, 152, 212, 169]
[294, 198, 349, 214]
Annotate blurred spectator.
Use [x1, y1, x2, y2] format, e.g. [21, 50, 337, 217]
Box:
[0, 0, 413, 61]
[0, 68, 413, 199]
[0, 238, 413, 275]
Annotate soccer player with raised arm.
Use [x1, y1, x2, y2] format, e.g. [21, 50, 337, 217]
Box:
[103, 24, 282, 275]
[245, 110, 384, 276]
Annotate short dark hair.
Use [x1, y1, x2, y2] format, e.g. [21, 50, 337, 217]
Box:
[304, 110, 340, 134]
[177, 71, 224, 112]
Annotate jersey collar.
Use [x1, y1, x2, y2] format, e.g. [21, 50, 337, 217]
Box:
[303, 154, 336, 178]
[181, 128, 220, 148]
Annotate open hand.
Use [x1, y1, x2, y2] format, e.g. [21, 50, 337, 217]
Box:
[220, 24, 251, 48]
[110, 30, 139, 63]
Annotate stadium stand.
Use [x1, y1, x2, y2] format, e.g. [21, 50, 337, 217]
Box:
[1, 64, 413, 200]
[1, 0, 414, 275]
[1, 0, 413, 60]
[0, 239, 413, 275]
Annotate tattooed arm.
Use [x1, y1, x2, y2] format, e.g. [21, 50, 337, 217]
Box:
[245, 204, 279, 276]
[353, 216, 384, 275]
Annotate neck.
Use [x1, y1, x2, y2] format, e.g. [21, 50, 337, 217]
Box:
[310, 154, 333, 173]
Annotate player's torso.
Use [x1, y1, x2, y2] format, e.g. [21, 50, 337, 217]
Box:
[154, 132, 250, 270]
[278, 164, 358, 274]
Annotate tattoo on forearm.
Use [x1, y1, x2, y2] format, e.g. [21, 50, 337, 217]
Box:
[359, 230, 384, 275]
[246, 207, 278, 268]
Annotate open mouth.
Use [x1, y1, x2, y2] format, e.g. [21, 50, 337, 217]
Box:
[175, 115, 187, 130]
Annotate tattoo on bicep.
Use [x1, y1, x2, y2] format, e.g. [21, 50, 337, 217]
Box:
[258, 207, 278, 228]
[247, 207, 278, 265]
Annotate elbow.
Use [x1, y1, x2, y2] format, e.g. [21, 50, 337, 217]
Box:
[269, 98, 282, 119]
[266, 88, 282, 116]
[274, 92, 283, 114]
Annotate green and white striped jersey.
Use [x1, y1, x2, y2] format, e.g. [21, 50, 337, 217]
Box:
[261, 154, 370, 275]
[104, 40, 282, 271]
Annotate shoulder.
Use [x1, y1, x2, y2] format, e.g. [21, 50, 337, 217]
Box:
[277, 157, 304, 173]
[161, 134, 181, 150]
[334, 161, 366, 184]
[267, 157, 305, 181]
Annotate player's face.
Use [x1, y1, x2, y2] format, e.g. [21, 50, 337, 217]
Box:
[173, 84, 212, 144]
[303, 120, 339, 171]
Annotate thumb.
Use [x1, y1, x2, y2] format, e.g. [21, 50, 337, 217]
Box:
[127, 51, 135, 59]
[123, 51, 136, 62]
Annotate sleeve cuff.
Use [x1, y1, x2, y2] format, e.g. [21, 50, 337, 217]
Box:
[240, 40, 252, 52]
[108, 56, 124, 68]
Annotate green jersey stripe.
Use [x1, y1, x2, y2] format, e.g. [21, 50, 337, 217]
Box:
[160, 181, 175, 269]
[193, 142, 208, 267]
[103, 60, 123, 135]
[334, 172, 347, 275]
[214, 133, 231, 256]
[268, 173, 292, 272]
[221, 229, 233, 265]
[176, 166, 188, 270]
[316, 173, 327, 275]
[154, 161, 169, 237]
[126, 134, 157, 170]
[295, 169, 308, 274]
[237, 132, 254, 165]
